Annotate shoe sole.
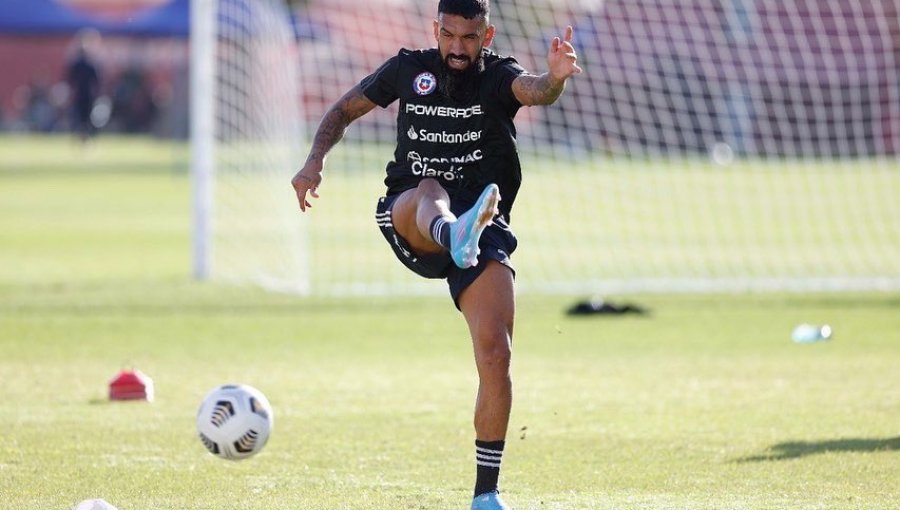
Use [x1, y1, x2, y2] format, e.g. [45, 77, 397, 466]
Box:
[454, 185, 500, 268]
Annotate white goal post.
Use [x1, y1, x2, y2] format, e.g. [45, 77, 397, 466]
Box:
[192, 0, 900, 295]
[191, 0, 309, 292]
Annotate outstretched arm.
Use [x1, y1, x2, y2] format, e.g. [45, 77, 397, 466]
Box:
[291, 85, 377, 211]
[512, 25, 583, 106]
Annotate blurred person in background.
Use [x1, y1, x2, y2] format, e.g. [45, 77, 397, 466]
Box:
[66, 29, 102, 142]
[22, 72, 56, 132]
[110, 66, 158, 134]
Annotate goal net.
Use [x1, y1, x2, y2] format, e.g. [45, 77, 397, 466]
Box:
[194, 0, 900, 295]
[192, 0, 308, 292]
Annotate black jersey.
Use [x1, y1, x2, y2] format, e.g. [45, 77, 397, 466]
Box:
[359, 48, 526, 220]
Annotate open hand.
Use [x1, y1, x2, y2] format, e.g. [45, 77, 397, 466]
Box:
[547, 25, 583, 84]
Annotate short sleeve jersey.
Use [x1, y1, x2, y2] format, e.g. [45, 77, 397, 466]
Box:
[359, 48, 526, 220]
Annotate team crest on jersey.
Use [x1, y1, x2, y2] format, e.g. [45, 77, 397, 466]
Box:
[413, 72, 437, 96]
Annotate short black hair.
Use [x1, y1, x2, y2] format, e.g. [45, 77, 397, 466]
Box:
[438, 0, 489, 20]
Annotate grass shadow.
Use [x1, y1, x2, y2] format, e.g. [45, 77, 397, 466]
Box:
[736, 436, 900, 462]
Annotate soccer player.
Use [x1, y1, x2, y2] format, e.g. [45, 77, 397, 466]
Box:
[291, 1, 580, 508]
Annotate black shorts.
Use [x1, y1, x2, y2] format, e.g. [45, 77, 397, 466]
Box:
[375, 193, 517, 308]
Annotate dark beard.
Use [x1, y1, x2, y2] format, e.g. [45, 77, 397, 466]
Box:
[438, 51, 485, 102]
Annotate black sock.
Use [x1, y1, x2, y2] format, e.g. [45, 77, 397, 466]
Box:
[429, 216, 452, 249]
[474, 439, 505, 497]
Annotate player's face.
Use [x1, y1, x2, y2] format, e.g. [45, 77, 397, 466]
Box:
[434, 13, 495, 72]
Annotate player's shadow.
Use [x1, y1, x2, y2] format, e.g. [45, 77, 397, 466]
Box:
[735, 436, 899, 462]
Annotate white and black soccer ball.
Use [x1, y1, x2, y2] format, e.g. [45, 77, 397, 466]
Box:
[196, 384, 273, 460]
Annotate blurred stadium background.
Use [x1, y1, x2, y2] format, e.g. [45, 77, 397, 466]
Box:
[1, 0, 898, 296]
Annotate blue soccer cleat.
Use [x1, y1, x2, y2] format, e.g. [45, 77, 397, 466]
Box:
[471, 490, 510, 510]
[450, 183, 501, 269]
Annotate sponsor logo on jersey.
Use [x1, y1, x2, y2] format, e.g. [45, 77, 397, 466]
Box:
[406, 150, 482, 182]
[413, 72, 437, 96]
[407, 150, 483, 164]
[404, 103, 483, 118]
[407, 125, 482, 144]
[409, 163, 460, 181]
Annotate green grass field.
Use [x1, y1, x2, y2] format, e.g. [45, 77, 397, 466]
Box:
[1, 135, 898, 509]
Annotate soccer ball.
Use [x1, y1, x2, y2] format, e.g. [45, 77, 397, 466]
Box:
[196, 384, 274, 460]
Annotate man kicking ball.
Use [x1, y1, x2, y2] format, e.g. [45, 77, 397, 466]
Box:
[291, 1, 581, 507]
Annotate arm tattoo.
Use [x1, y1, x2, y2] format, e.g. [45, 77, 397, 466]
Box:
[512, 73, 566, 106]
[307, 85, 376, 162]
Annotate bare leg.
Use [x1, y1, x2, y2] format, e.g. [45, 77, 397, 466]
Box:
[458, 260, 515, 441]
[390, 178, 456, 254]
[392, 181, 514, 503]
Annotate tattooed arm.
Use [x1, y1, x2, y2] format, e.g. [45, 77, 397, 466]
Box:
[512, 73, 568, 107]
[292, 85, 377, 211]
[512, 25, 583, 107]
